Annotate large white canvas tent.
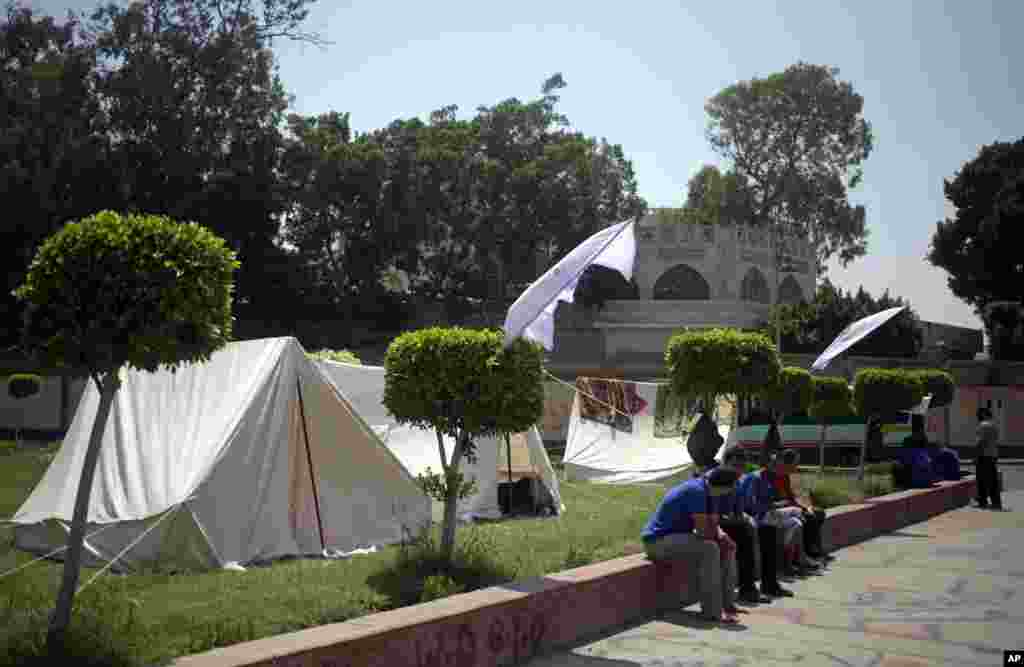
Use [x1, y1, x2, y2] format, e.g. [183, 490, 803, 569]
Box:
[564, 379, 731, 484]
[9, 338, 432, 572]
[316, 360, 564, 520]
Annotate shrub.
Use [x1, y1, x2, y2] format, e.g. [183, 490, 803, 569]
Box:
[766, 366, 814, 418]
[308, 348, 362, 365]
[664, 328, 780, 406]
[910, 369, 955, 408]
[808, 478, 856, 509]
[808, 376, 854, 421]
[852, 368, 925, 418]
[7, 374, 42, 400]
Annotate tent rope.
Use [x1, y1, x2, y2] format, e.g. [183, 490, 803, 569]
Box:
[76, 500, 189, 595]
[0, 520, 119, 580]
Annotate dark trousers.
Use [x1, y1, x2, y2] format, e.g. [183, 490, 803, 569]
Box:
[757, 524, 780, 592]
[801, 508, 826, 555]
[976, 456, 1002, 508]
[720, 520, 756, 593]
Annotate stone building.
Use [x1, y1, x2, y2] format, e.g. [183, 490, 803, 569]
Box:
[547, 209, 817, 378]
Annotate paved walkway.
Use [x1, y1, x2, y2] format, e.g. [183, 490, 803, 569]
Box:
[526, 490, 1024, 667]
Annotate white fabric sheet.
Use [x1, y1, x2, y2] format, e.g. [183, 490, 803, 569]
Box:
[503, 220, 636, 351]
[563, 383, 729, 484]
[811, 306, 906, 372]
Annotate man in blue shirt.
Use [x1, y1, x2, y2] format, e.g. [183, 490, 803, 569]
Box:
[642, 466, 741, 623]
[737, 456, 800, 590]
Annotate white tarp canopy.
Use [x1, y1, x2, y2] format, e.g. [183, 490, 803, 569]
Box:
[503, 219, 636, 351]
[811, 306, 906, 373]
[9, 338, 432, 572]
[316, 360, 564, 520]
[564, 380, 731, 484]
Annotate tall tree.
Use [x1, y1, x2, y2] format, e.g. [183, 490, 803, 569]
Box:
[927, 137, 1024, 318]
[704, 62, 874, 276]
[0, 3, 107, 348]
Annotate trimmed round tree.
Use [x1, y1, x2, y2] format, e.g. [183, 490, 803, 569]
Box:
[764, 366, 814, 465]
[7, 373, 42, 447]
[809, 376, 854, 472]
[665, 328, 781, 468]
[308, 348, 362, 365]
[911, 369, 955, 448]
[383, 327, 544, 564]
[852, 368, 925, 480]
[13, 210, 238, 653]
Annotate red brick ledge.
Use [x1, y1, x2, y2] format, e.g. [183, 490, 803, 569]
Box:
[171, 477, 976, 667]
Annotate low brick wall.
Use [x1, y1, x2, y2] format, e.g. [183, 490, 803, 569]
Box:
[172, 477, 976, 667]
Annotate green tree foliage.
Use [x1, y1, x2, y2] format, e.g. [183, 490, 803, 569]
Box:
[763, 278, 924, 358]
[13, 210, 238, 652]
[684, 164, 748, 226]
[7, 373, 41, 400]
[767, 366, 814, 419]
[665, 328, 781, 413]
[308, 348, 361, 365]
[911, 369, 954, 409]
[982, 301, 1024, 361]
[705, 62, 874, 275]
[852, 368, 925, 479]
[383, 328, 544, 563]
[808, 376, 854, 421]
[928, 138, 1024, 320]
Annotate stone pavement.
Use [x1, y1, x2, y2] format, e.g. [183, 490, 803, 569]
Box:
[525, 490, 1024, 667]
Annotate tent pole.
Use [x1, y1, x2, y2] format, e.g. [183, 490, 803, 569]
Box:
[296, 378, 326, 553]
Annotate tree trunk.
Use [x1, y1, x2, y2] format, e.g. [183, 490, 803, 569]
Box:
[856, 415, 871, 482]
[439, 431, 467, 566]
[818, 420, 828, 474]
[47, 371, 121, 655]
[943, 405, 951, 449]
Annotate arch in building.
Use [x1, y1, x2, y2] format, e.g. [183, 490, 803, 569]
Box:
[653, 264, 710, 300]
[778, 274, 805, 305]
[740, 267, 771, 304]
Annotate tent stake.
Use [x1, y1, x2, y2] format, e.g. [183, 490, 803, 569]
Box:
[296, 378, 326, 553]
[505, 433, 513, 483]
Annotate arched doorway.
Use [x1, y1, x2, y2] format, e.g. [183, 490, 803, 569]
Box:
[653, 264, 710, 300]
[740, 267, 770, 304]
[778, 275, 805, 305]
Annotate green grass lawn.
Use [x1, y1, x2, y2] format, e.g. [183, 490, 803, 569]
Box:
[0, 441, 893, 666]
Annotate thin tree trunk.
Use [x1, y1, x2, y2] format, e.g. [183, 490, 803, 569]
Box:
[943, 405, 951, 449]
[440, 431, 467, 565]
[47, 370, 121, 654]
[857, 415, 871, 482]
[818, 420, 828, 474]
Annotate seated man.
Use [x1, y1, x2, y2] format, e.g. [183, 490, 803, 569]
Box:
[642, 466, 742, 623]
[762, 454, 821, 575]
[717, 448, 771, 604]
[929, 439, 962, 481]
[896, 415, 937, 488]
[774, 449, 833, 563]
[737, 457, 795, 597]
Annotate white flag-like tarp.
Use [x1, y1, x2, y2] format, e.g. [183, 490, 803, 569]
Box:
[810, 306, 906, 373]
[503, 220, 636, 351]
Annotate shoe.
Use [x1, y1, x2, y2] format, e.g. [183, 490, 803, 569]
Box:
[737, 588, 770, 604]
[763, 586, 793, 597]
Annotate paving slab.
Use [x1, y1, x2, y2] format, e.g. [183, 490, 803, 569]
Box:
[525, 492, 1024, 667]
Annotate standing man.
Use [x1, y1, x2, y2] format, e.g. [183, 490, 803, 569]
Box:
[642, 466, 741, 623]
[975, 407, 1003, 510]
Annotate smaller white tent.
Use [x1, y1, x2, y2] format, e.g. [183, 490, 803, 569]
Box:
[564, 379, 730, 484]
[9, 338, 432, 572]
[317, 360, 564, 520]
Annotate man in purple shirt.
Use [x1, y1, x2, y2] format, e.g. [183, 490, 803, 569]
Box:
[642, 466, 741, 623]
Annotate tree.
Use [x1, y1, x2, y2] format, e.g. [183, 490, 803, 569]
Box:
[705, 62, 874, 280]
[762, 279, 923, 358]
[383, 328, 544, 564]
[13, 210, 238, 653]
[665, 328, 781, 468]
[911, 369, 955, 449]
[852, 369, 924, 481]
[764, 366, 814, 465]
[927, 138, 1024, 324]
[684, 164, 748, 227]
[982, 301, 1024, 361]
[808, 376, 853, 473]
[0, 3, 107, 349]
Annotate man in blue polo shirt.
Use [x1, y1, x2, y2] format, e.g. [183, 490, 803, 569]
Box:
[642, 466, 741, 624]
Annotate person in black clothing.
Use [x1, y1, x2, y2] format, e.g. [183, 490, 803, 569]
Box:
[717, 448, 772, 603]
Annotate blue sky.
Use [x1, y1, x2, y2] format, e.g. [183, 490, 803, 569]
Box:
[29, 0, 1021, 332]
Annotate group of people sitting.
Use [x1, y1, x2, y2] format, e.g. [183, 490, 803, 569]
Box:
[891, 413, 963, 489]
[641, 444, 833, 625]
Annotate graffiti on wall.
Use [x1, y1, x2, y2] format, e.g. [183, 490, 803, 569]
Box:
[415, 611, 548, 667]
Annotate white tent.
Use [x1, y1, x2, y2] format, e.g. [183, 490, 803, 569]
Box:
[564, 379, 731, 484]
[316, 360, 564, 520]
[9, 338, 432, 572]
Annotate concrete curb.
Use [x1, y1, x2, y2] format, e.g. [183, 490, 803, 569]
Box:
[170, 477, 977, 667]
